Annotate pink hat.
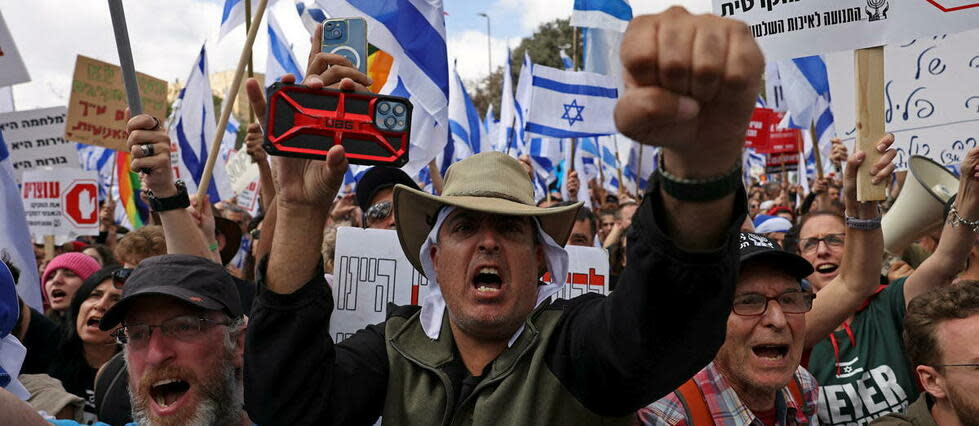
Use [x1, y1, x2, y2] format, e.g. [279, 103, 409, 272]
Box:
[41, 253, 101, 304]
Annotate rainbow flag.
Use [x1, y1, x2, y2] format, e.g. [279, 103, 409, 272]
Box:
[367, 44, 394, 94]
[115, 152, 148, 229]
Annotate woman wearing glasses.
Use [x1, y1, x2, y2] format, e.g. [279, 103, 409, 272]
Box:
[46, 265, 125, 423]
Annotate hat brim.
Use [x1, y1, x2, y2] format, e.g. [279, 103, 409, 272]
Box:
[740, 250, 814, 280]
[100, 286, 226, 331]
[394, 184, 582, 276]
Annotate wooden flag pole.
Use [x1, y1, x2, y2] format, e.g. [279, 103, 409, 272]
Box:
[809, 125, 825, 180]
[855, 46, 886, 201]
[569, 25, 579, 172]
[44, 236, 56, 262]
[196, 0, 268, 203]
[244, 0, 256, 125]
[428, 160, 445, 195]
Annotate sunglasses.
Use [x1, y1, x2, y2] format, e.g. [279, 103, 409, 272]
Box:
[365, 200, 393, 227]
[112, 268, 133, 290]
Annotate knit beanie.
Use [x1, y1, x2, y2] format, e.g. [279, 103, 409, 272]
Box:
[40, 253, 101, 304]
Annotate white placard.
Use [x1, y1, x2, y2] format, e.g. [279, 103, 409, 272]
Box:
[330, 227, 611, 342]
[234, 178, 261, 217]
[0, 11, 30, 87]
[712, 0, 979, 60]
[21, 168, 99, 244]
[826, 28, 979, 170]
[0, 107, 78, 182]
[225, 149, 260, 194]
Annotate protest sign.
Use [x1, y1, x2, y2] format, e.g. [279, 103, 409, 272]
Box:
[21, 168, 99, 244]
[712, 0, 979, 60]
[234, 179, 261, 217]
[766, 152, 800, 174]
[0, 107, 78, 181]
[826, 28, 979, 171]
[0, 11, 30, 87]
[746, 108, 776, 152]
[65, 55, 168, 151]
[330, 227, 610, 343]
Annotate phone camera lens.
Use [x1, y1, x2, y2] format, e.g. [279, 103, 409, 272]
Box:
[385, 117, 397, 128]
[331, 30, 342, 38]
[378, 103, 391, 114]
[393, 104, 406, 115]
[398, 120, 405, 128]
[326, 22, 335, 28]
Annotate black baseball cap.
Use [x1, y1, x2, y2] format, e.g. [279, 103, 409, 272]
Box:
[100, 254, 243, 330]
[355, 166, 420, 211]
[739, 232, 814, 280]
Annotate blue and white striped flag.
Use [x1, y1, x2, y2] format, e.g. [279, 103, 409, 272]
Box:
[513, 52, 534, 156]
[559, 49, 573, 71]
[294, 0, 328, 34]
[76, 145, 134, 229]
[314, 0, 449, 177]
[497, 48, 517, 154]
[778, 55, 836, 177]
[526, 64, 619, 138]
[447, 66, 484, 161]
[266, 12, 303, 86]
[0, 129, 41, 310]
[169, 45, 233, 202]
[218, 0, 273, 41]
[570, 0, 633, 32]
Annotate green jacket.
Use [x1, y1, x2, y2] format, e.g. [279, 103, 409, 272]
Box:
[870, 394, 938, 426]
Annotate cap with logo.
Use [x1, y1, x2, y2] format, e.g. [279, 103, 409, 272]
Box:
[99, 254, 243, 330]
[739, 232, 814, 280]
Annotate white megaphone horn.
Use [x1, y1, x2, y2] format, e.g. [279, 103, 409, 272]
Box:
[882, 156, 958, 255]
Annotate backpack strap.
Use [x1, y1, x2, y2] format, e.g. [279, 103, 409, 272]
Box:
[674, 378, 714, 426]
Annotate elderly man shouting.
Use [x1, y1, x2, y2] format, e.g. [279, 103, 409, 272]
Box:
[244, 7, 763, 425]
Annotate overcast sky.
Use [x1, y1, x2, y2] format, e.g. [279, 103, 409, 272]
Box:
[0, 0, 712, 111]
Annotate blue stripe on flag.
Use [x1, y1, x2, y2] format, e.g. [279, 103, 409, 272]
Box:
[814, 107, 834, 141]
[573, 0, 633, 20]
[221, 0, 241, 24]
[526, 123, 613, 139]
[0, 130, 8, 162]
[792, 56, 830, 97]
[448, 120, 470, 145]
[531, 76, 618, 98]
[269, 19, 304, 78]
[348, 0, 450, 99]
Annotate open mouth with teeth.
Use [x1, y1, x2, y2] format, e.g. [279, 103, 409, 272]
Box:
[815, 264, 839, 275]
[473, 267, 503, 294]
[752, 344, 789, 360]
[50, 289, 67, 300]
[150, 379, 191, 409]
[86, 316, 101, 328]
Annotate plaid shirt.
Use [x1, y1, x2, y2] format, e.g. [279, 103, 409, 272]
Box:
[637, 362, 819, 426]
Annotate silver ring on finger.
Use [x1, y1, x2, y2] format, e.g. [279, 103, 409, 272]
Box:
[139, 143, 155, 157]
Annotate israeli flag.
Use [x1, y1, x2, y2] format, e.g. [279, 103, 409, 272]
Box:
[266, 12, 303, 86]
[218, 0, 271, 41]
[778, 55, 836, 176]
[314, 0, 449, 177]
[0, 130, 41, 310]
[571, 0, 633, 32]
[294, 0, 328, 34]
[169, 45, 233, 202]
[526, 64, 619, 139]
[497, 48, 517, 154]
[513, 52, 534, 156]
[559, 49, 573, 71]
[448, 65, 484, 161]
[625, 142, 657, 193]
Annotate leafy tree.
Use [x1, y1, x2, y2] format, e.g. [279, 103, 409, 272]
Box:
[470, 18, 580, 119]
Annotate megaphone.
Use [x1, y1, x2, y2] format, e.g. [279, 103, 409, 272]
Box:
[882, 156, 958, 255]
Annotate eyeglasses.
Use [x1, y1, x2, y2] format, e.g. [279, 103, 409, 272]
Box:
[932, 363, 979, 369]
[365, 200, 393, 226]
[799, 233, 845, 254]
[732, 291, 815, 316]
[112, 268, 133, 290]
[111, 315, 230, 348]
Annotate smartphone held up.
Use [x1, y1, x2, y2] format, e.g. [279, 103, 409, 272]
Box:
[261, 17, 411, 166]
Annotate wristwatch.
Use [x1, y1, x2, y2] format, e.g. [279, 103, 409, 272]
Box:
[655, 155, 743, 202]
[146, 180, 191, 212]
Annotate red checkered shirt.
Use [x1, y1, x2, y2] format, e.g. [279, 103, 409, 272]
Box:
[637, 361, 819, 426]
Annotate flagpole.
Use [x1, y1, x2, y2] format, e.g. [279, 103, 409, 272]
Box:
[809, 125, 824, 180]
[636, 145, 644, 191]
[196, 0, 268, 203]
[244, 0, 256, 125]
[569, 26, 579, 172]
[428, 160, 444, 195]
[854, 47, 886, 201]
[612, 135, 625, 196]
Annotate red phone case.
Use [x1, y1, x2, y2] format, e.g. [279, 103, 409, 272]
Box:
[263, 83, 412, 166]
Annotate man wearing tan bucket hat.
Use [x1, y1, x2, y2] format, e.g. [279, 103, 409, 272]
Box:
[243, 7, 763, 425]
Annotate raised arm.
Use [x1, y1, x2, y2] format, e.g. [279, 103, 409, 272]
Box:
[803, 136, 896, 348]
[902, 147, 979, 305]
[547, 9, 763, 415]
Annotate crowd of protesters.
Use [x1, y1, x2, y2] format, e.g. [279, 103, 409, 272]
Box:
[1, 7, 978, 426]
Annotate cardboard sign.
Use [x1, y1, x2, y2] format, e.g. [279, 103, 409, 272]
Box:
[766, 152, 801, 173]
[746, 108, 776, 152]
[65, 55, 168, 151]
[21, 168, 99, 244]
[329, 227, 611, 343]
[0, 11, 30, 87]
[827, 28, 979, 171]
[0, 107, 78, 181]
[712, 0, 979, 60]
[225, 149, 260, 194]
[234, 179, 261, 217]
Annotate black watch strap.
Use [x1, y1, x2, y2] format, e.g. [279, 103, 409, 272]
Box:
[147, 180, 191, 212]
[655, 155, 743, 202]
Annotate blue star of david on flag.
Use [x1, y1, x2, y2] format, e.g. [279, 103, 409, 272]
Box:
[562, 99, 585, 127]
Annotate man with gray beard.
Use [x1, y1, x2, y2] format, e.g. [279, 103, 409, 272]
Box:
[98, 255, 250, 426]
